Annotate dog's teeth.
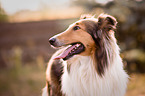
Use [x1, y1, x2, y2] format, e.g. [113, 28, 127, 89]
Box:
[76, 44, 80, 47]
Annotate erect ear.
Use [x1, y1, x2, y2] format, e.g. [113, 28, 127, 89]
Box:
[97, 14, 117, 31]
[80, 14, 95, 20]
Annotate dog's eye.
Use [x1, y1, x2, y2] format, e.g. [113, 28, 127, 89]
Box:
[73, 26, 80, 30]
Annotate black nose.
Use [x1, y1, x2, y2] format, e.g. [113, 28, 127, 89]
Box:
[49, 38, 56, 45]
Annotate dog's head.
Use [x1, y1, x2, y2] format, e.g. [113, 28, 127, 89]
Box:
[49, 14, 117, 75]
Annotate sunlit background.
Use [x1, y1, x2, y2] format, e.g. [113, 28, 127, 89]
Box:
[0, 0, 145, 96]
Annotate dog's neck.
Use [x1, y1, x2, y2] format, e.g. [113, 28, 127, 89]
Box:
[61, 34, 127, 96]
[62, 54, 127, 96]
[66, 34, 119, 75]
[65, 55, 93, 73]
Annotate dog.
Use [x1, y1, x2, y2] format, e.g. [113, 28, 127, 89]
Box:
[42, 14, 128, 96]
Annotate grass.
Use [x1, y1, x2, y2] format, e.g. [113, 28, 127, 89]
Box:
[0, 46, 46, 96]
[125, 73, 145, 96]
[0, 66, 145, 96]
[0, 46, 47, 96]
[0, 47, 145, 96]
[0, 64, 46, 96]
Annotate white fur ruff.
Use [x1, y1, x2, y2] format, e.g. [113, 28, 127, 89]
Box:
[42, 86, 48, 96]
[61, 55, 128, 96]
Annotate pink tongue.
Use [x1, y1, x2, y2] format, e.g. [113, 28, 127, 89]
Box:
[54, 44, 78, 60]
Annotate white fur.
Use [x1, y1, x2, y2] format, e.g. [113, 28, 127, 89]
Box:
[61, 32, 128, 96]
[42, 86, 48, 96]
[43, 18, 128, 96]
[61, 54, 128, 96]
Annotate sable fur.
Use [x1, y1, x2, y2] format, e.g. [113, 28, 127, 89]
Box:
[42, 14, 128, 96]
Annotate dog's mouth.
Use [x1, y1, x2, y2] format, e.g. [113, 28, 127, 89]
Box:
[54, 42, 85, 60]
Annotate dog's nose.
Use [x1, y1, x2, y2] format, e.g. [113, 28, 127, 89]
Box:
[49, 38, 56, 45]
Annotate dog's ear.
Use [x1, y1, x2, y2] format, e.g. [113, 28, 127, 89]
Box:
[80, 14, 95, 19]
[92, 14, 117, 76]
[97, 14, 117, 31]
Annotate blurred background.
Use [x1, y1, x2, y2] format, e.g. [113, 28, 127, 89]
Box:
[0, 0, 145, 96]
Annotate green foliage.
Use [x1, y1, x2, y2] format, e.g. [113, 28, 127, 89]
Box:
[0, 4, 8, 22]
[0, 65, 45, 96]
[0, 13, 8, 22]
[0, 46, 46, 96]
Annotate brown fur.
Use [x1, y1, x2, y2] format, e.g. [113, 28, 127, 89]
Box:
[56, 21, 96, 56]
[44, 14, 117, 95]
[45, 49, 65, 96]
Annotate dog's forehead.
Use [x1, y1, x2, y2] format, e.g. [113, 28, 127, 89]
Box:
[69, 18, 98, 28]
[70, 20, 83, 26]
[79, 19, 98, 31]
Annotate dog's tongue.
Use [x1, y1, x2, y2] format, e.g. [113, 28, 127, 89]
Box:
[54, 44, 77, 60]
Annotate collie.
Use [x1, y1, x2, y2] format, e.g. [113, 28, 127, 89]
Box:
[42, 14, 128, 96]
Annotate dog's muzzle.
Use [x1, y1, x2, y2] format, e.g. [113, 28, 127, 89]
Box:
[49, 38, 56, 45]
[49, 37, 64, 47]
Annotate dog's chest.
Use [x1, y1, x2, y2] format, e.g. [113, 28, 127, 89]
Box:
[61, 56, 128, 96]
[61, 56, 108, 96]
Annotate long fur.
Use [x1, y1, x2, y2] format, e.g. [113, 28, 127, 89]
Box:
[62, 55, 128, 96]
[42, 14, 128, 96]
[61, 32, 128, 96]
